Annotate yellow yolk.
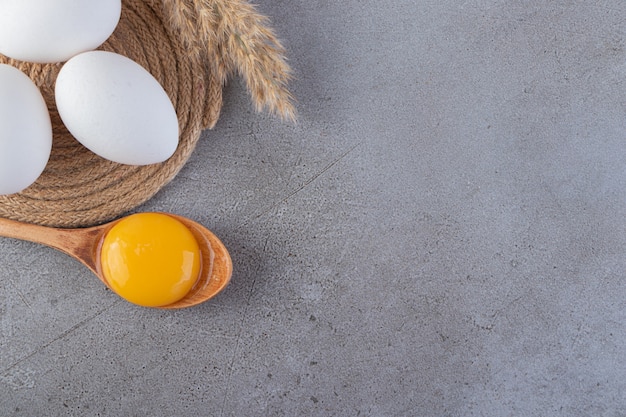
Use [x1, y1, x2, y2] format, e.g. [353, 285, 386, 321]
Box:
[100, 213, 201, 307]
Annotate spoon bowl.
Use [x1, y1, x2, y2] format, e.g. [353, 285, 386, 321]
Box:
[0, 212, 232, 309]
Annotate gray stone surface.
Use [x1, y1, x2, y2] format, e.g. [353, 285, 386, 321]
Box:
[2, 1, 626, 415]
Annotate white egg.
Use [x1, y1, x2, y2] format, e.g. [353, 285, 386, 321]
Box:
[0, 64, 52, 195]
[55, 51, 179, 166]
[0, 0, 121, 63]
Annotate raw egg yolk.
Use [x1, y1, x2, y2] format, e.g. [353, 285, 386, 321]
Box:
[100, 213, 201, 307]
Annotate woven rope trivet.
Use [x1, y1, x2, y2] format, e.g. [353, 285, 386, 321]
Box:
[0, 0, 293, 228]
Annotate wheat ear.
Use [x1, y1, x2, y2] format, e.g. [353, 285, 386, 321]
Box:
[163, 0, 296, 121]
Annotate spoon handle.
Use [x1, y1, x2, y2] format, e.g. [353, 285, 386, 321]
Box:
[0, 217, 103, 274]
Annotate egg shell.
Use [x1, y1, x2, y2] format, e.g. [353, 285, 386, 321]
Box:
[0, 64, 52, 195]
[55, 51, 180, 166]
[0, 0, 121, 63]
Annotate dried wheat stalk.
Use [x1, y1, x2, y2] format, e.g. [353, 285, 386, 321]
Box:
[163, 0, 296, 121]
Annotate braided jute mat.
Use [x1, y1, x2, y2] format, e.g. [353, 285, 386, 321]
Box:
[0, 0, 294, 228]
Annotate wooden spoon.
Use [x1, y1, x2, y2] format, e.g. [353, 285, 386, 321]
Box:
[0, 213, 232, 309]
